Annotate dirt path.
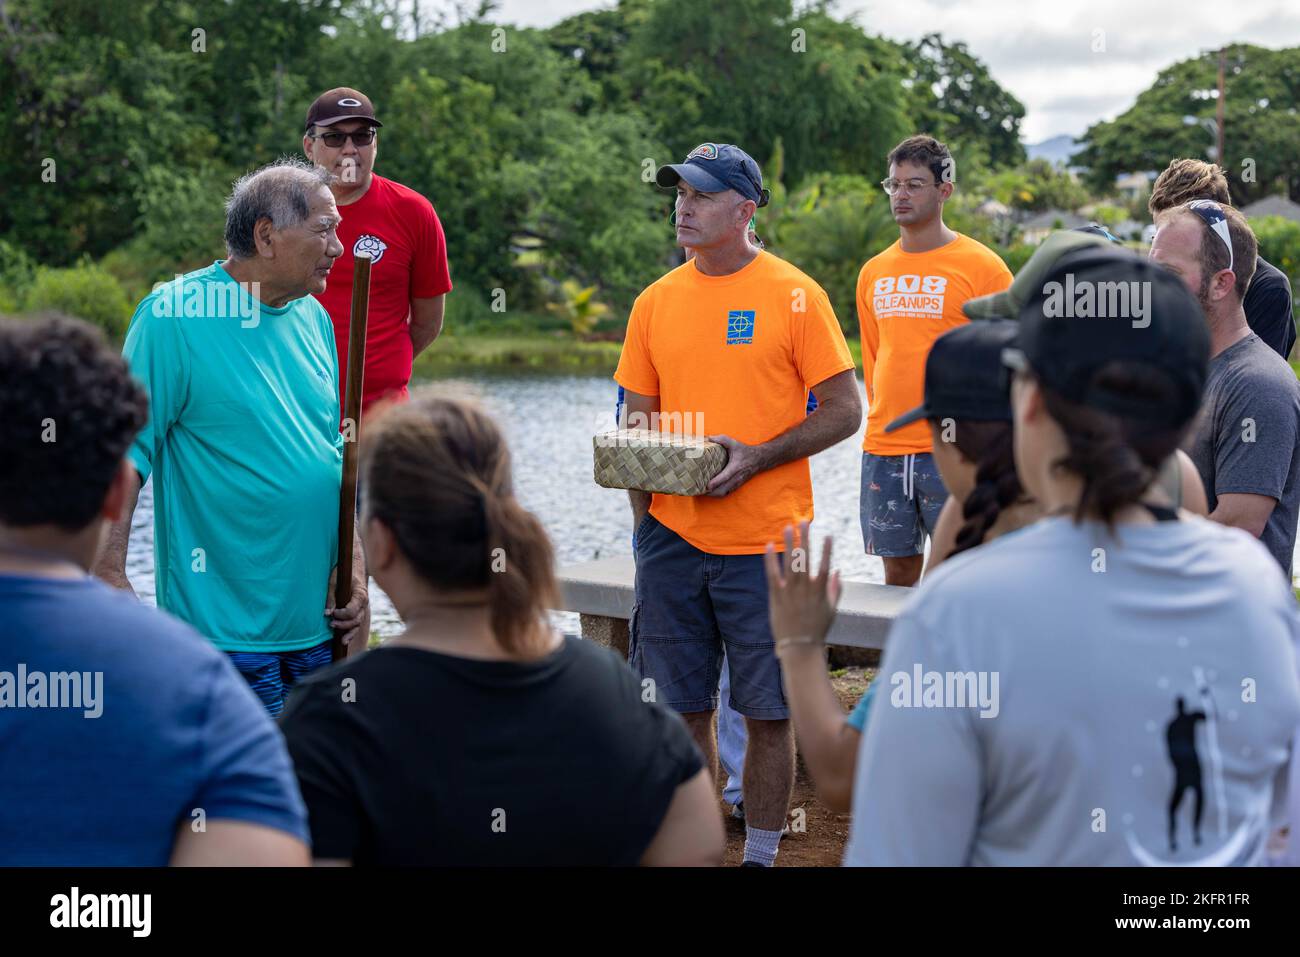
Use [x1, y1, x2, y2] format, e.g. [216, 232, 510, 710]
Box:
[720, 666, 876, 867]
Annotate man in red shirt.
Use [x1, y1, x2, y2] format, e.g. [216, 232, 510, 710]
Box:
[303, 87, 453, 415]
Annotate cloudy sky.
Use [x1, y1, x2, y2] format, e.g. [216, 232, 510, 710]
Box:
[481, 0, 1300, 143]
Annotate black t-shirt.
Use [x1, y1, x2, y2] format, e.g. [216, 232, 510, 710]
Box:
[279, 636, 703, 865]
[1243, 256, 1296, 360]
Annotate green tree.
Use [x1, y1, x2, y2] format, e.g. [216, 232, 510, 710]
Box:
[620, 0, 911, 188]
[766, 173, 898, 329]
[24, 262, 133, 337]
[506, 109, 670, 312]
[1253, 215, 1300, 318]
[905, 33, 1027, 168]
[1074, 44, 1300, 202]
[547, 279, 611, 337]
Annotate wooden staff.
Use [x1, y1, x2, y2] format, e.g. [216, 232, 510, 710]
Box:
[333, 253, 372, 661]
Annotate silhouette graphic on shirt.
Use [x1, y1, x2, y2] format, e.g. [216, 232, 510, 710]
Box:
[1165, 696, 1207, 852]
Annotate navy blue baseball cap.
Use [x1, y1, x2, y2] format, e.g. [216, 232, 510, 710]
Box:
[656, 143, 770, 207]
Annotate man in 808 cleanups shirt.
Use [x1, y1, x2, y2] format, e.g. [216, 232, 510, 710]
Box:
[303, 87, 453, 416]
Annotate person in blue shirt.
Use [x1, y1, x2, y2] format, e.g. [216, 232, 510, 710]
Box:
[0, 315, 310, 865]
[94, 158, 371, 717]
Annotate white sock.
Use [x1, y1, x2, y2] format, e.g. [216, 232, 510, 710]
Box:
[743, 825, 782, 867]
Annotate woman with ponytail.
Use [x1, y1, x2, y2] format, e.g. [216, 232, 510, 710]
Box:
[833, 248, 1300, 865]
[774, 318, 1211, 816]
[924, 374, 1208, 570]
[279, 393, 723, 866]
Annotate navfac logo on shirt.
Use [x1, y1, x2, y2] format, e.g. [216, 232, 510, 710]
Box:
[726, 310, 755, 345]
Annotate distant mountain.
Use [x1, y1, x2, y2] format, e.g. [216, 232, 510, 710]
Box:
[1026, 135, 1083, 167]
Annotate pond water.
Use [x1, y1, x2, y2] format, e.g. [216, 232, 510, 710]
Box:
[128, 369, 1300, 638]
[125, 372, 883, 638]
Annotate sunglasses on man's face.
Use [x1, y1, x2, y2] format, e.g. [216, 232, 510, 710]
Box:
[312, 128, 376, 148]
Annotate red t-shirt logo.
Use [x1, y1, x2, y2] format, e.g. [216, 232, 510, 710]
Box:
[314, 175, 453, 415]
[353, 234, 387, 264]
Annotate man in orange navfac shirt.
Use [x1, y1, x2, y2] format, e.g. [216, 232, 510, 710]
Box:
[857, 134, 1012, 586]
[615, 143, 861, 867]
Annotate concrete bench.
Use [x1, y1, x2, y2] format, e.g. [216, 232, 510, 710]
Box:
[556, 555, 911, 659]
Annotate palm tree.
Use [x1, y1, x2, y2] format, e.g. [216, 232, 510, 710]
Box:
[547, 279, 610, 338]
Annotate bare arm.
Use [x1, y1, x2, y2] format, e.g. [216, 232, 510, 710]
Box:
[765, 524, 861, 812]
[706, 369, 862, 497]
[170, 819, 310, 866]
[639, 768, 724, 866]
[622, 388, 660, 530]
[408, 295, 445, 358]
[1174, 449, 1209, 517]
[777, 642, 862, 812]
[92, 465, 141, 593]
[1209, 491, 1276, 539]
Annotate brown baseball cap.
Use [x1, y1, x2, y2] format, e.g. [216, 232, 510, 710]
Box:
[305, 87, 383, 132]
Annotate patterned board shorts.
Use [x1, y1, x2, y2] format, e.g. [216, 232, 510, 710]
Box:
[860, 451, 949, 557]
[227, 639, 333, 718]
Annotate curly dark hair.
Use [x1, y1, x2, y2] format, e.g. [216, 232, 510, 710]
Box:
[942, 420, 1024, 557]
[0, 313, 149, 530]
[887, 134, 954, 185]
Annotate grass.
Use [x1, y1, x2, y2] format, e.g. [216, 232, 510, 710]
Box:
[414, 332, 624, 376]
[415, 325, 864, 376]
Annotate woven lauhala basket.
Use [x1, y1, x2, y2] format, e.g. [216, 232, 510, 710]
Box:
[593, 429, 727, 496]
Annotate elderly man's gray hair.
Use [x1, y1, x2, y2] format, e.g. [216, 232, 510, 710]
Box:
[224, 158, 332, 260]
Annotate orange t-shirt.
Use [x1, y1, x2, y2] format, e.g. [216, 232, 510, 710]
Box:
[857, 234, 1013, 455]
[614, 251, 855, 555]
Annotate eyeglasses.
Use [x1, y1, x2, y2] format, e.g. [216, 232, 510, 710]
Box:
[1184, 199, 1234, 275]
[881, 178, 939, 196]
[311, 128, 376, 148]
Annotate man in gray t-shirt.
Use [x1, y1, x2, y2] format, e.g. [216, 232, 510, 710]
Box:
[1185, 332, 1300, 577]
[1151, 203, 1300, 579]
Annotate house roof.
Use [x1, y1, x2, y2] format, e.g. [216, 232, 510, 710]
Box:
[976, 199, 1010, 217]
[1020, 209, 1089, 230]
[1241, 195, 1300, 222]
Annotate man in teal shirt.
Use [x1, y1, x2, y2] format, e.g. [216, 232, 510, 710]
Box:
[95, 158, 370, 716]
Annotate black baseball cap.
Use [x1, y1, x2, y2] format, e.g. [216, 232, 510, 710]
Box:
[885, 320, 1018, 433]
[305, 87, 383, 131]
[656, 143, 770, 207]
[1002, 246, 1209, 426]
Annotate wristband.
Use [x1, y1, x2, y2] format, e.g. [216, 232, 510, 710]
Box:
[775, 634, 825, 656]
